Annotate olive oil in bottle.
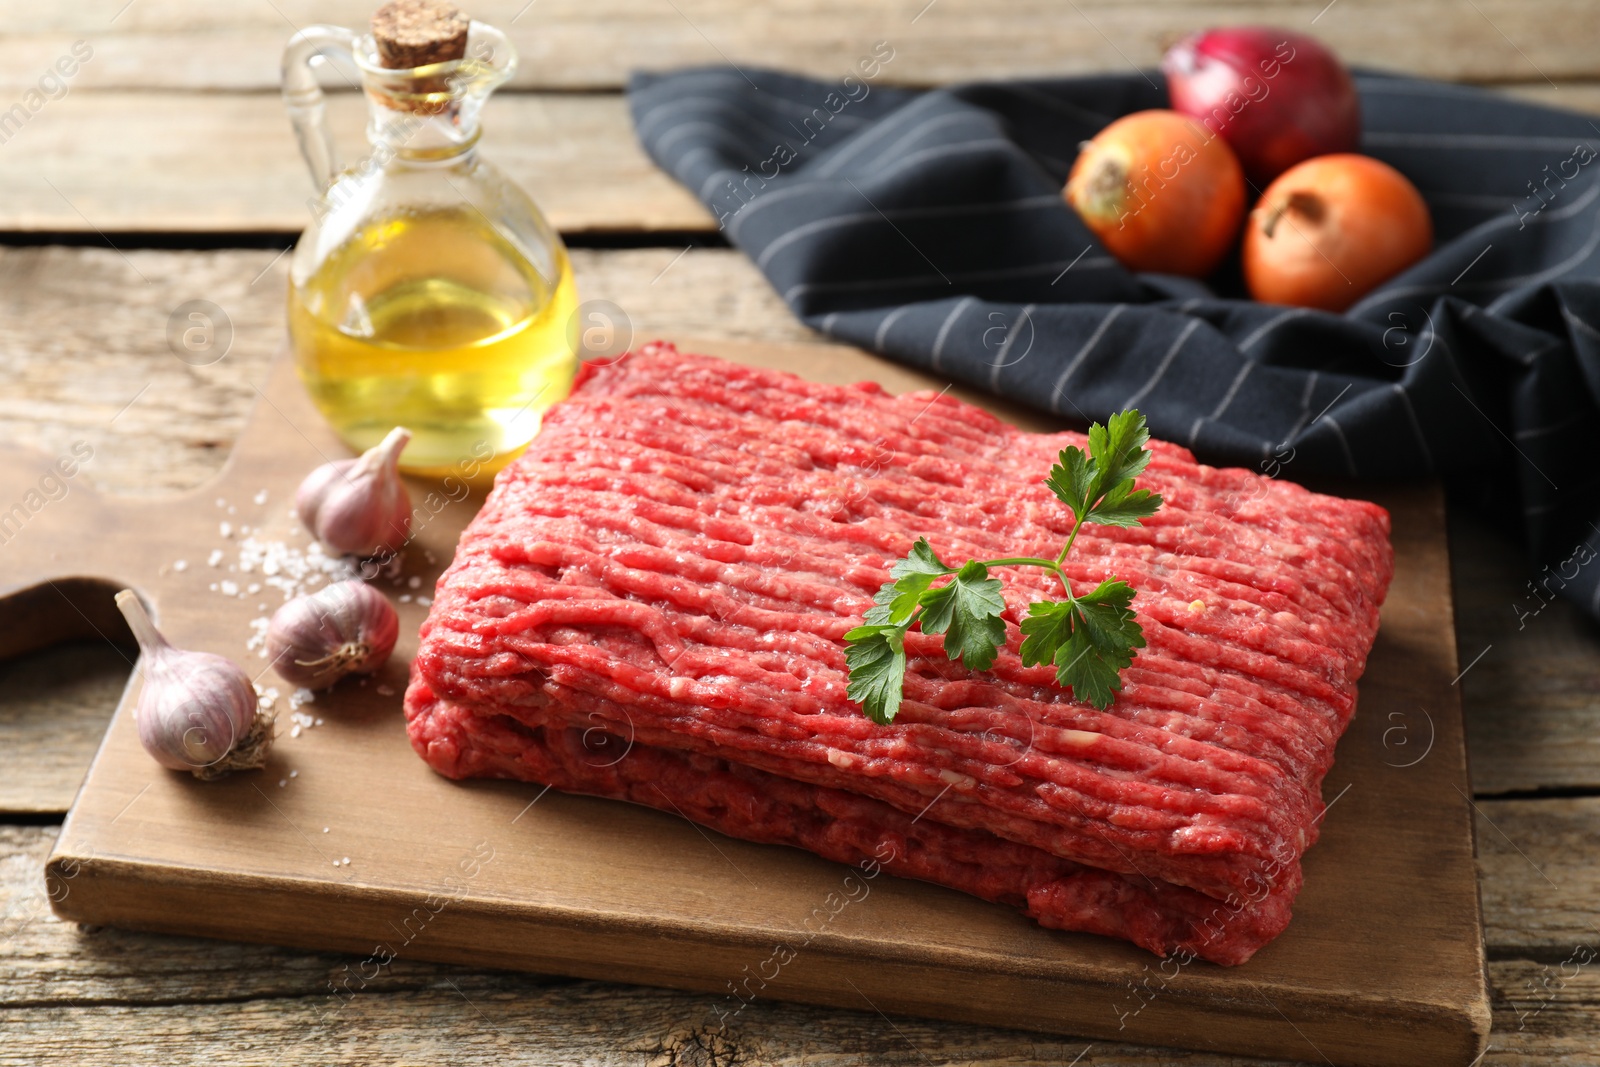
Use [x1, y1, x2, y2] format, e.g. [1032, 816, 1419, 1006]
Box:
[289, 207, 578, 478]
[281, 11, 579, 479]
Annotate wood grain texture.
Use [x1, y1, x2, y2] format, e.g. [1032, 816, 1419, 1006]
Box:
[22, 808, 1600, 999]
[0, 91, 709, 233]
[0, 0, 1594, 91]
[1449, 511, 1600, 794]
[0, 963, 1586, 1067]
[0, 811, 1587, 1066]
[4, 80, 1600, 235]
[0, 246, 803, 496]
[1477, 799, 1600, 960]
[0, 643, 130, 814]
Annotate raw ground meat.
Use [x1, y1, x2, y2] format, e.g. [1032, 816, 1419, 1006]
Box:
[404, 342, 1393, 965]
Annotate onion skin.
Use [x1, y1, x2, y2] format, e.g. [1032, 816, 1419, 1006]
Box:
[1162, 27, 1360, 185]
[266, 580, 399, 690]
[1064, 109, 1246, 278]
[1242, 153, 1433, 312]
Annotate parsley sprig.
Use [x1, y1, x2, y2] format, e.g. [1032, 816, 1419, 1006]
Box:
[844, 409, 1163, 724]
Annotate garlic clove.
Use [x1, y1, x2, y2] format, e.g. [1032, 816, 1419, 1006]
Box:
[265, 580, 399, 690]
[115, 590, 271, 778]
[296, 427, 413, 558]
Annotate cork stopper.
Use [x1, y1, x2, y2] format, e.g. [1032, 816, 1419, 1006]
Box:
[371, 0, 469, 69]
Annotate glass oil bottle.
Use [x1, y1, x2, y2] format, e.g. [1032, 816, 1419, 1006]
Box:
[282, 12, 577, 477]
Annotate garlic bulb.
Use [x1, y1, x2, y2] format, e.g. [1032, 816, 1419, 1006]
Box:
[296, 426, 413, 557]
[115, 590, 273, 779]
[266, 580, 399, 690]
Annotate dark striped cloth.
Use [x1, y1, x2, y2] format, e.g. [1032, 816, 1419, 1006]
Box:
[628, 67, 1600, 622]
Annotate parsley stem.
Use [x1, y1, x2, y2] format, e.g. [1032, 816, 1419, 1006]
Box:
[976, 556, 1077, 600]
[1055, 512, 1088, 568]
[978, 556, 1059, 570]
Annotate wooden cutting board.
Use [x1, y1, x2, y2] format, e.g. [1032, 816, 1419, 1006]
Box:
[24, 339, 1488, 1067]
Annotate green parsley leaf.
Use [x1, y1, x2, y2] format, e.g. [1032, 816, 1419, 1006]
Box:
[917, 560, 1007, 671]
[894, 537, 956, 580]
[842, 408, 1162, 722]
[1045, 444, 1095, 519]
[1059, 578, 1143, 708]
[1054, 626, 1131, 709]
[862, 537, 954, 626]
[1087, 481, 1163, 528]
[1090, 408, 1155, 498]
[843, 623, 908, 725]
[1018, 599, 1077, 669]
[1074, 579, 1144, 653]
[1019, 585, 1144, 709]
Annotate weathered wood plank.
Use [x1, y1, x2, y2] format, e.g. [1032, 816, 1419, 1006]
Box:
[4, 80, 1600, 235]
[1478, 799, 1600, 959]
[22, 819, 1599, 1009]
[0, 967, 1584, 1066]
[0, 91, 709, 234]
[0, 246, 807, 495]
[1450, 511, 1600, 795]
[0, 644, 129, 814]
[0, 820, 1594, 1065]
[0, 0, 1595, 91]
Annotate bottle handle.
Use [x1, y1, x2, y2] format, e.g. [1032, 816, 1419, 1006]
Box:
[281, 26, 360, 191]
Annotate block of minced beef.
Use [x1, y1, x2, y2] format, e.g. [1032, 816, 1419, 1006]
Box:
[404, 341, 1394, 966]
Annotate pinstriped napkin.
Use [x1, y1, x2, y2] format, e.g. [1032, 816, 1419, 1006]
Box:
[629, 67, 1600, 621]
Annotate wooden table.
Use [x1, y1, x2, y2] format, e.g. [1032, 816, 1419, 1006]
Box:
[2, 3, 1596, 1063]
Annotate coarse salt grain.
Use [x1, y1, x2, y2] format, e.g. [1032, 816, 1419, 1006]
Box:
[220, 580, 239, 596]
[416, 596, 431, 606]
[254, 489, 268, 505]
[207, 549, 224, 567]
[220, 521, 233, 538]
[399, 594, 411, 603]
[173, 560, 188, 572]
[289, 770, 298, 778]
[247, 615, 271, 657]
[408, 575, 421, 589]
[376, 684, 395, 696]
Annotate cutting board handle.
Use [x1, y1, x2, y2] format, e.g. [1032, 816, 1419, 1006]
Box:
[0, 442, 136, 658]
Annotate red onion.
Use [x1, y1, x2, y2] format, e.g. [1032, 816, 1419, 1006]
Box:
[1162, 27, 1360, 185]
